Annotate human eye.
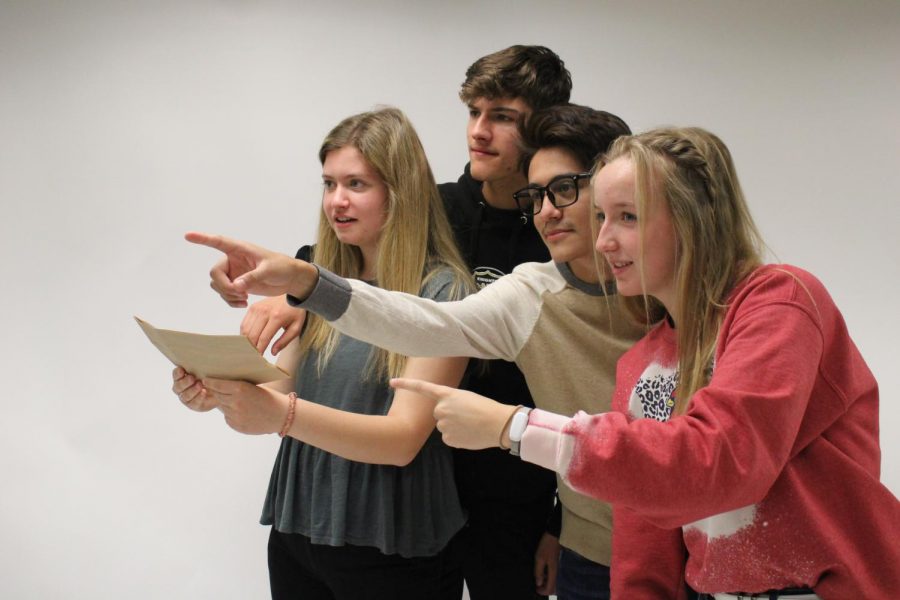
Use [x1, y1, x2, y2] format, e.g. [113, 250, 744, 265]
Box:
[552, 179, 577, 196]
[322, 179, 336, 191]
[493, 112, 514, 123]
[622, 212, 638, 223]
[348, 178, 366, 190]
[595, 210, 606, 223]
[468, 108, 480, 119]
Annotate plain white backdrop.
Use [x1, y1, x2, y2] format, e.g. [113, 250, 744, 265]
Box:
[1, 1, 897, 598]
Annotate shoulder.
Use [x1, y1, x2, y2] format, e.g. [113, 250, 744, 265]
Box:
[510, 260, 566, 287]
[470, 261, 568, 300]
[729, 264, 833, 321]
[438, 167, 482, 218]
[295, 244, 314, 261]
[420, 266, 470, 302]
[719, 264, 848, 348]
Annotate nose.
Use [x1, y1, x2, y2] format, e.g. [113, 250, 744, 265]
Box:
[536, 192, 561, 220]
[596, 221, 616, 253]
[470, 114, 491, 142]
[326, 184, 350, 208]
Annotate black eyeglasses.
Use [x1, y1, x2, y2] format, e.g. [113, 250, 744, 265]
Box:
[512, 172, 592, 216]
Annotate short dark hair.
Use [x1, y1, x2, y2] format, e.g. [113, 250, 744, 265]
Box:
[459, 45, 572, 111]
[518, 104, 631, 174]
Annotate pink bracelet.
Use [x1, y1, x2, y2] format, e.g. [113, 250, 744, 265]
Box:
[279, 392, 298, 438]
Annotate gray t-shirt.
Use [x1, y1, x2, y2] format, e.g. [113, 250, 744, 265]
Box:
[260, 268, 467, 558]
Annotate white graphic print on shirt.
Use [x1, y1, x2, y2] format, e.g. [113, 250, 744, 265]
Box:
[629, 362, 678, 422]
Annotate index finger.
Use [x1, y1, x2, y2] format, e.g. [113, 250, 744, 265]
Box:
[185, 231, 242, 253]
[389, 377, 451, 400]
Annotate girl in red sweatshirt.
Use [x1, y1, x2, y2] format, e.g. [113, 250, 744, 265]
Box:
[394, 127, 900, 599]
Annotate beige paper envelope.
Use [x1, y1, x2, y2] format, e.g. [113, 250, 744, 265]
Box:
[135, 316, 289, 384]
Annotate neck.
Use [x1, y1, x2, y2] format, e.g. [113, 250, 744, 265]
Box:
[481, 173, 526, 210]
[359, 246, 378, 281]
[567, 257, 601, 284]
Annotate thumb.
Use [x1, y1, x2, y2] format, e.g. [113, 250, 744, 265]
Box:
[202, 377, 240, 394]
[233, 269, 258, 293]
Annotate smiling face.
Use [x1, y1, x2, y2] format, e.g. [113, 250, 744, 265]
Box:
[593, 157, 679, 313]
[321, 145, 389, 276]
[527, 146, 597, 282]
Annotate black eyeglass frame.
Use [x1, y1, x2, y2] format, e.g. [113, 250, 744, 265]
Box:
[512, 172, 593, 216]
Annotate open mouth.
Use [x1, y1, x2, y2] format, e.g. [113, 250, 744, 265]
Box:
[608, 259, 633, 274]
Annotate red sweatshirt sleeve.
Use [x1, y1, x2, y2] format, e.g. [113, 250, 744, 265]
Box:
[521, 274, 827, 528]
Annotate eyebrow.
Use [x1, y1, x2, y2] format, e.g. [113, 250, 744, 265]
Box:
[468, 104, 522, 116]
[321, 173, 370, 180]
[593, 200, 636, 210]
[529, 172, 582, 186]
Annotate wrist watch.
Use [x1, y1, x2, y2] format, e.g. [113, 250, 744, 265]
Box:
[508, 407, 533, 457]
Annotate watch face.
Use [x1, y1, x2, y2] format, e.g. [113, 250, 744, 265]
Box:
[509, 410, 529, 442]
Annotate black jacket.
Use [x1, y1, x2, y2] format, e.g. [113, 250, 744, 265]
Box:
[439, 165, 557, 512]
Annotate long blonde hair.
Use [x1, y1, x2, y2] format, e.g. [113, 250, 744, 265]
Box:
[597, 127, 765, 414]
[299, 107, 472, 379]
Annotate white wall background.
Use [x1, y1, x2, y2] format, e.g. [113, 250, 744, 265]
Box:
[1, 1, 897, 598]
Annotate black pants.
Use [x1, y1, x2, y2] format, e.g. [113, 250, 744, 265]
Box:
[448, 499, 551, 600]
[268, 528, 462, 600]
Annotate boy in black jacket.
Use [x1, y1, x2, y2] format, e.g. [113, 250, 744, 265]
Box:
[437, 45, 570, 600]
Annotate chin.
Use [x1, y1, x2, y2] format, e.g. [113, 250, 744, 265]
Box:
[470, 163, 502, 182]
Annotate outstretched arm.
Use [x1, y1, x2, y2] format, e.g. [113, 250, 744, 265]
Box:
[390, 377, 519, 450]
[184, 232, 319, 306]
[392, 295, 826, 527]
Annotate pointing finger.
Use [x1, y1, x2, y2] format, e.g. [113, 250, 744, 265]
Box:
[389, 378, 449, 400]
[185, 231, 241, 253]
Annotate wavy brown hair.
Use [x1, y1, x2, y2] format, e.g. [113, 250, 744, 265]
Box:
[459, 45, 571, 110]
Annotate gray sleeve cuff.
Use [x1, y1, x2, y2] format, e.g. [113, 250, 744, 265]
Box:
[286, 265, 352, 321]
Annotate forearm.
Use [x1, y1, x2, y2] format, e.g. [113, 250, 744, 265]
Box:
[284, 400, 430, 466]
[520, 403, 800, 528]
[285, 355, 468, 466]
[296, 266, 536, 361]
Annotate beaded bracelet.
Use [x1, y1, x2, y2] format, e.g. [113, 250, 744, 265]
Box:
[279, 392, 298, 438]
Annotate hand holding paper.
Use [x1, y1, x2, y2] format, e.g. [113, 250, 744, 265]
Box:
[172, 366, 218, 412]
[171, 366, 289, 434]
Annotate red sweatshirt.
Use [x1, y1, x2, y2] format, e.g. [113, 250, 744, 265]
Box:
[521, 265, 900, 598]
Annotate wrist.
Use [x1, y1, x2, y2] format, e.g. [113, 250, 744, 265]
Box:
[278, 392, 298, 437]
[287, 261, 319, 304]
[505, 406, 533, 457]
[498, 404, 522, 450]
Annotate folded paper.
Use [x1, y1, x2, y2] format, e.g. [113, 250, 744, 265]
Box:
[135, 316, 289, 384]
